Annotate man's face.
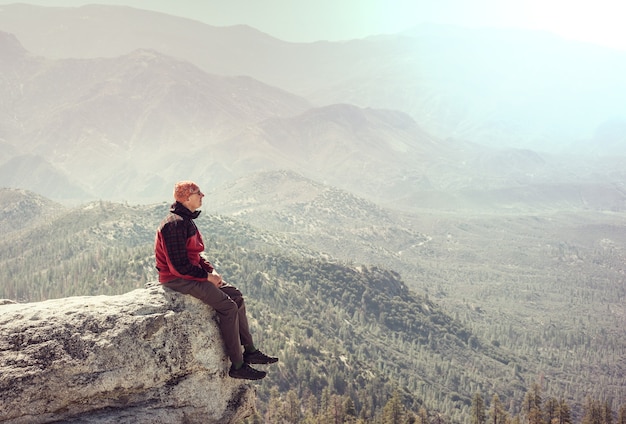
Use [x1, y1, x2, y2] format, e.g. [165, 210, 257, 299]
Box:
[186, 189, 204, 211]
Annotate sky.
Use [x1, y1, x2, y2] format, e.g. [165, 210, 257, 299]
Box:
[12, 0, 626, 51]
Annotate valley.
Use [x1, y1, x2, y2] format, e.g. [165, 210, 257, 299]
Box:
[204, 170, 626, 407]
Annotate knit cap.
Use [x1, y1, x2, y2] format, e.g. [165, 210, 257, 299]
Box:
[173, 181, 200, 202]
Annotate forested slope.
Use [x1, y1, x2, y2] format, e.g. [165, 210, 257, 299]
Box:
[1, 189, 624, 423]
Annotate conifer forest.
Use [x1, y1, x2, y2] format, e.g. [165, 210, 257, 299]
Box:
[0, 193, 624, 423]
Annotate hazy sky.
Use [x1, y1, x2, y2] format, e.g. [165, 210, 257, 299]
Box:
[13, 0, 626, 51]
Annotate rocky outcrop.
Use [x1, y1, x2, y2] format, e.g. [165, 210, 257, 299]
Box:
[0, 282, 255, 423]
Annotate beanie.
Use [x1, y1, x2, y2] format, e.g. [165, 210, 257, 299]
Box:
[173, 181, 200, 203]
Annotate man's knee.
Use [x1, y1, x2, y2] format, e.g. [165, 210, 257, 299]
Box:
[213, 297, 239, 320]
[221, 286, 244, 304]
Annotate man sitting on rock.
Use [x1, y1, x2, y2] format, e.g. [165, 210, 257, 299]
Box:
[155, 181, 278, 380]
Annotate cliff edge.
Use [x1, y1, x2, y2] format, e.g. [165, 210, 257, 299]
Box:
[0, 282, 255, 423]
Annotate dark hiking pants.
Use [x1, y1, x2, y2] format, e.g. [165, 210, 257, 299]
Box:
[163, 279, 253, 364]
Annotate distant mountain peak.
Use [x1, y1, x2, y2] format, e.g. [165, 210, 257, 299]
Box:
[300, 103, 416, 128]
[0, 31, 27, 59]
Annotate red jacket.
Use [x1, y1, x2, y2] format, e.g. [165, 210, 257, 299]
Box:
[154, 202, 214, 283]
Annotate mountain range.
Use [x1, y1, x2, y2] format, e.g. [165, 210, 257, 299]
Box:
[1, 4, 626, 152]
[1, 4, 626, 209]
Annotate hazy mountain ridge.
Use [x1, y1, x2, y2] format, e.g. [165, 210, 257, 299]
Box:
[0, 187, 65, 234]
[254, 104, 442, 163]
[2, 4, 625, 154]
[0, 29, 26, 58]
[1, 33, 311, 140]
[0, 33, 312, 198]
[0, 154, 90, 199]
[0, 24, 626, 210]
[312, 27, 626, 153]
[211, 104, 472, 202]
[1, 25, 625, 208]
[205, 170, 432, 267]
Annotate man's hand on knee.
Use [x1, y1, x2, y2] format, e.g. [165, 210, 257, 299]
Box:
[207, 272, 223, 288]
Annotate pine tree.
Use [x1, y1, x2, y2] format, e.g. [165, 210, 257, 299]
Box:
[382, 390, 405, 424]
[489, 394, 509, 424]
[602, 401, 614, 424]
[557, 399, 572, 424]
[544, 397, 560, 424]
[471, 393, 487, 424]
[416, 406, 429, 424]
[302, 392, 319, 424]
[281, 389, 302, 424]
[319, 387, 334, 423]
[617, 405, 626, 424]
[522, 383, 543, 424]
[330, 394, 346, 424]
[343, 395, 358, 423]
[582, 397, 602, 424]
[264, 387, 284, 424]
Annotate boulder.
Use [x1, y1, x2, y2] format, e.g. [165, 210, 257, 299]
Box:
[0, 282, 255, 423]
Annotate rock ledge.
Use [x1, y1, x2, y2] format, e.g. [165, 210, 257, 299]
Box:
[0, 282, 255, 423]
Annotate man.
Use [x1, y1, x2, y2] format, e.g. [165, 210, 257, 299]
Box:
[155, 181, 278, 380]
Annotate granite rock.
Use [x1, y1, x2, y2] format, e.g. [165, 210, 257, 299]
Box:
[0, 282, 255, 423]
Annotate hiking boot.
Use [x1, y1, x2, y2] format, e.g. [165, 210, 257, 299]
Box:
[229, 363, 267, 380]
[243, 349, 279, 365]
